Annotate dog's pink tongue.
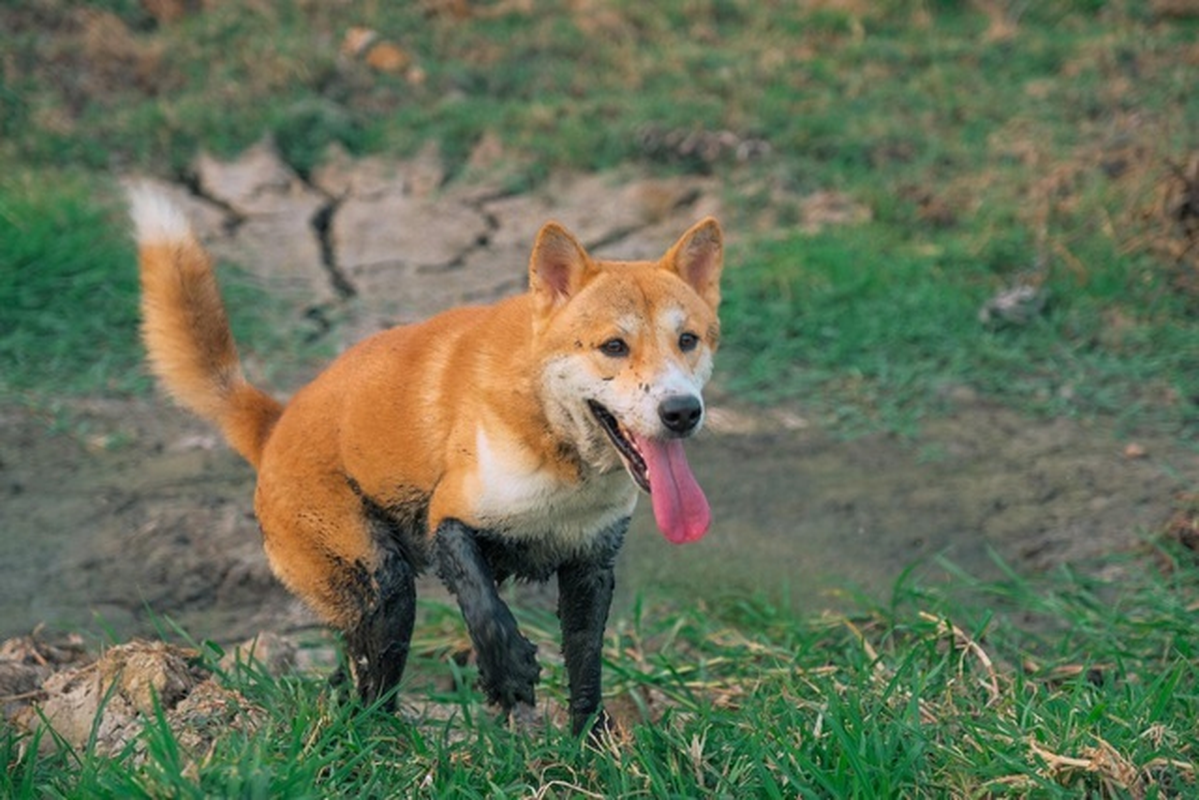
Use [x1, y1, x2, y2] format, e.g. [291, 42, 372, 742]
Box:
[633, 434, 710, 544]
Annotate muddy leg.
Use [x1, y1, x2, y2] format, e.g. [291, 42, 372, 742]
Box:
[557, 519, 626, 737]
[433, 519, 540, 709]
[342, 546, 417, 710]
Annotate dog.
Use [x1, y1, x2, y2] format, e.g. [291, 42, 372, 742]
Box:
[130, 187, 723, 736]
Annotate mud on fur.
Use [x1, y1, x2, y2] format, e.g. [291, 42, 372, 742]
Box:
[129, 186, 724, 737]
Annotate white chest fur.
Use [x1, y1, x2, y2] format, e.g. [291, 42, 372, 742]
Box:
[471, 427, 637, 547]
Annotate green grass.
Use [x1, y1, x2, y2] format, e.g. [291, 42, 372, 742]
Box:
[2, 0, 1196, 433]
[722, 225, 1199, 435]
[0, 172, 149, 397]
[0, 172, 330, 401]
[5, 543, 1197, 797]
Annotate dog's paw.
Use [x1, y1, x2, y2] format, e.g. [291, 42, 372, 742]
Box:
[478, 633, 541, 708]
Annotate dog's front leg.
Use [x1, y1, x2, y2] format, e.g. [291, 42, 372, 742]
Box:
[557, 519, 626, 737]
[434, 519, 541, 710]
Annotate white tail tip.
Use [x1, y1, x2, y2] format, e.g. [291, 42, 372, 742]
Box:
[128, 183, 192, 245]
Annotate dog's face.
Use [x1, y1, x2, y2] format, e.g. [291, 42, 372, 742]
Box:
[529, 219, 723, 544]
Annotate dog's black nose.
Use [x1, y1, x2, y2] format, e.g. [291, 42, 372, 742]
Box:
[658, 394, 703, 435]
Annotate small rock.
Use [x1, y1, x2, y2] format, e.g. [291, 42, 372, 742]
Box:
[1123, 442, 1148, 459]
[979, 285, 1047, 328]
[772, 409, 811, 431]
[365, 42, 412, 74]
[405, 64, 428, 86]
[340, 26, 379, 59]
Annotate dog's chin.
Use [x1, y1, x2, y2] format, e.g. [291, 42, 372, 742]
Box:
[586, 401, 650, 493]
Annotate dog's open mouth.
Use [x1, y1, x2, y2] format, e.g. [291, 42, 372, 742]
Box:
[587, 400, 650, 493]
[587, 400, 711, 544]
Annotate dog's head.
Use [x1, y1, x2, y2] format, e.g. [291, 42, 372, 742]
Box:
[528, 218, 723, 544]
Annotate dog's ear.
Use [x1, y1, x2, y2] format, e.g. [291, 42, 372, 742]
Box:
[529, 221, 592, 321]
[664, 217, 723, 309]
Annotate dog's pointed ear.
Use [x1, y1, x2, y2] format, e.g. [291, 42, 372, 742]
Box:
[664, 217, 723, 309]
[529, 221, 592, 321]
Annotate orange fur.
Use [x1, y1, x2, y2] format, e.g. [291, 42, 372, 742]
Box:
[132, 187, 723, 722]
[138, 236, 282, 467]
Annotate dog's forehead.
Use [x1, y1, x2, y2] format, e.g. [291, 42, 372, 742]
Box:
[656, 303, 688, 331]
[583, 262, 709, 318]
[595, 305, 690, 342]
[608, 312, 643, 336]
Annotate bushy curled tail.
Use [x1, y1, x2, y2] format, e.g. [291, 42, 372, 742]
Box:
[129, 186, 282, 469]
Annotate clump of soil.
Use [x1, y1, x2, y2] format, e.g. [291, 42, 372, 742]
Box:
[0, 628, 90, 721]
[0, 631, 269, 759]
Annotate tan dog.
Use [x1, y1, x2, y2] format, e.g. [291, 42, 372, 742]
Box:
[131, 188, 723, 735]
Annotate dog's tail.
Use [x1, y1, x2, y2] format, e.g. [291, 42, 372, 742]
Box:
[129, 187, 282, 469]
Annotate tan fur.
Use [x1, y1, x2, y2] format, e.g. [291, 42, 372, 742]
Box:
[134, 189, 722, 646]
[138, 239, 282, 467]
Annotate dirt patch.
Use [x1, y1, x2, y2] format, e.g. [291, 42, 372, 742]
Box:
[0, 400, 310, 642]
[631, 398, 1197, 609]
[3, 392, 1194, 644]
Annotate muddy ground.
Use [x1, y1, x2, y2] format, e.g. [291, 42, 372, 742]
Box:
[4, 391, 1195, 645]
[3, 146, 1197, 645]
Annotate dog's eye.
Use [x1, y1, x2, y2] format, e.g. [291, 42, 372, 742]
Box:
[678, 332, 699, 352]
[599, 338, 629, 358]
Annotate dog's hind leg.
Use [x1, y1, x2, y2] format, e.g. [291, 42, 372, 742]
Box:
[433, 519, 541, 710]
[256, 467, 419, 711]
[557, 518, 627, 736]
[341, 544, 417, 710]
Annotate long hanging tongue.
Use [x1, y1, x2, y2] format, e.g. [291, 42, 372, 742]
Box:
[631, 434, 710, 544]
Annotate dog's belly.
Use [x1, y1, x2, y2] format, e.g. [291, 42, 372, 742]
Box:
[471, 427, 637, 549]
